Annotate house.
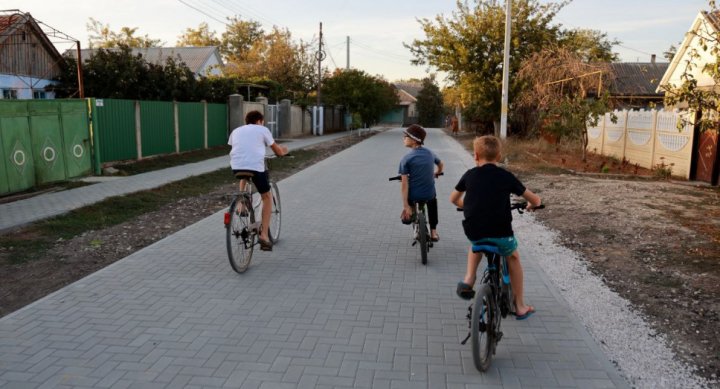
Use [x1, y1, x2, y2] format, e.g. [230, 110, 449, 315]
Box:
[68, 46, 224, 77]
[608, 60, 669, 109]
[0, 10, 64, 100]
[656, 9, 720, 186]
[380, 81, 421, 126]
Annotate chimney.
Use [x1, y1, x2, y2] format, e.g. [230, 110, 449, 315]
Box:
[651, 54, 656, 64]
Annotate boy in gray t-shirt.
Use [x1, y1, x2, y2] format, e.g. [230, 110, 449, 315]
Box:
[398, 125, 444, 241]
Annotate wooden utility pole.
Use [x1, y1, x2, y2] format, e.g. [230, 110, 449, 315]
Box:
[76, 41, 85, 98]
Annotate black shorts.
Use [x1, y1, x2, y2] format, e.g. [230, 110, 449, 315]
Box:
[232, 169, 271, 194]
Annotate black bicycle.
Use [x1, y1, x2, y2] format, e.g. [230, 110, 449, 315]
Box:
[389, 173, 442, 265]
[459, 201, 544, 371]
[224, 156, 282, 273]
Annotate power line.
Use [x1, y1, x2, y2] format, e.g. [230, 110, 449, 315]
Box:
[176, 0, 229, 26]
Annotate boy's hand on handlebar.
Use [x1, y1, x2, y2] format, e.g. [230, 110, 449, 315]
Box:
[434, 172, 444, 178]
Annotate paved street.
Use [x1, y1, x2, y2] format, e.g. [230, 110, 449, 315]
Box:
[0, 128, 628, 388]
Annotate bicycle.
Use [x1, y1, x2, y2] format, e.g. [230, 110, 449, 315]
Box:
[224, 155, 283, 273]
[388, 173, 443, 265]
[458, 201, 544, 372]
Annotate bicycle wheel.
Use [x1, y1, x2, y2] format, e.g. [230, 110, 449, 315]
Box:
[417, 212, 428, 265]
[500, 258, 514, 318]
[268, 182, 281, 243]
[471, 284, 496, 372]
[226, 195, 255, 273]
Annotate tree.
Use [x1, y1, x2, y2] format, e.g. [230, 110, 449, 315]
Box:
[557, 28, 619, 62]
[87, 18, 162, 48]
[221, 17, 264, 60]
[322, 69, 399, 125]
[516, 47, 614, 160]
[407, 0, 617, 133]
[663, 44, 678, 62]
[416, 77, 444, 127]
[177, 22, 221, 47]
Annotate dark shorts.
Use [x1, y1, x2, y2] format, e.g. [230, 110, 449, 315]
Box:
[232, 169, 270, 194]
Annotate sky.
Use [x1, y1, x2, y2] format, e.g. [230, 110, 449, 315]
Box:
[7, 0, 711, 84]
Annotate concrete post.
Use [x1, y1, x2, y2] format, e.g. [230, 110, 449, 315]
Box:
[279, 99, 292, 138]
[228, 94, 244, 136]
[135, 100, 143, 160]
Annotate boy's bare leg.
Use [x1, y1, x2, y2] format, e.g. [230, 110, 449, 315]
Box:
[463, 248, 482, 286]
[259, 191, 272, 242]
[506, 250, 533, 315]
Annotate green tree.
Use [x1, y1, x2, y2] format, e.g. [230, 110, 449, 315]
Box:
[407, 0, 617, 133]
[177, 22, 221, 47]
[87, 18, 162, 48]
[557, 28, 619, 62]
[416, 77, 444, 127]
[322, 69, 399, 125]
[221, 17, 264, 59]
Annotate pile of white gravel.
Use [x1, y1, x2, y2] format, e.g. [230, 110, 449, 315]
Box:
[516, 215, 716, 389]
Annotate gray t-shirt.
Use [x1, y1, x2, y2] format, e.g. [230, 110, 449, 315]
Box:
[398, 147, 441, 202]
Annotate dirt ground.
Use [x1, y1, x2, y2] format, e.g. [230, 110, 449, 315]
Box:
[1, 129, 719, 381]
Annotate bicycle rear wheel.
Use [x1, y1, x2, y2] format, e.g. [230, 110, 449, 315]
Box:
[417, 212, 428, 265]
[268, 182, 281, 243]
[226, 195, 255, 273]
[471, 284, 496, 372]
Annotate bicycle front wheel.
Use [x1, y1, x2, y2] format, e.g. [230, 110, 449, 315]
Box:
[471, 284, 496, 372]
[226, 196, 255, 273]
[268, 182, 281, 243]
[417, 212, 428, 265]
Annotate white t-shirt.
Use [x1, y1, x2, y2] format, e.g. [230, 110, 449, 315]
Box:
[228, 124, 275, 171]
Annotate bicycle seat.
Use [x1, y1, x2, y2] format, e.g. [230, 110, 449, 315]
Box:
[234, 172, 254, 179]
[471, 244, 502, 255]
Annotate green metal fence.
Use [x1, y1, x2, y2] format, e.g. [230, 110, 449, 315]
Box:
[91, 98, 137, 164]
[139, 100, 175, 157]
[178, 102, 204, 152]
[207, 103, 228, 147]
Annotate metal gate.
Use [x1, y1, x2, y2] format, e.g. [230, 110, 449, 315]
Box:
[693, 128, 719, 184]
[0, 100, 91, 195]
[267, 104, 279, 138]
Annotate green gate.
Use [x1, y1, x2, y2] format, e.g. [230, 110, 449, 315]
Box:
[0, 100, 91, 195]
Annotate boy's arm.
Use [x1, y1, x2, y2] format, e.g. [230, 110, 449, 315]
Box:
[400, 175, 412, 214]
[270, 142, 288, 156]
[435, 160, 444, 177]
[449, 190, 464, 208]
[521, 189, 542, 210]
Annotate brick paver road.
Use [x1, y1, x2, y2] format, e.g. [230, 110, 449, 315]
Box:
[0, 128, 628, 388]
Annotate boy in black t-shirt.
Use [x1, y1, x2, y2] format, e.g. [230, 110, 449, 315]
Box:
[449, 135, 541, 320]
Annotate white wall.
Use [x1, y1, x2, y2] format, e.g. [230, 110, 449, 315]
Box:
[0, 74, 56, 99]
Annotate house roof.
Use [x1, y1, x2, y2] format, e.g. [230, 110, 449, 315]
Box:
[609, 62, 669, 97]
[0, 11, 62, 61]
[67, 46, 223, 75]
[393, 82, 422, 98]
[657, 10, 720, 91]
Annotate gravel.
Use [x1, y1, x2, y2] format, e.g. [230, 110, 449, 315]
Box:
[515, 215, 716, 389]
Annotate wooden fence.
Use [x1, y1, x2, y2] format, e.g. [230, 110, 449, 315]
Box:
[586, 109, 694, 178]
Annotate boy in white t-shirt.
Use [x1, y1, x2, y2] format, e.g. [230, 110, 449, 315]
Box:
[228, 110, 288, 251]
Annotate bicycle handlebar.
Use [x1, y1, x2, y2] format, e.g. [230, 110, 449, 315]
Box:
[388, 172, 444, 181]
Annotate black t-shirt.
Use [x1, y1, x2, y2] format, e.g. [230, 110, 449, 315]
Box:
[455, 164, 526, 240]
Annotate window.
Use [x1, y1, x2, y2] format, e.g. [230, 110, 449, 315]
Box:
[33, 90, 47, 99]
[1, 89, 18, 99]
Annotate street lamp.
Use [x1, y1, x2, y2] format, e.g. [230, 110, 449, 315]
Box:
[500, 0, 511, 139]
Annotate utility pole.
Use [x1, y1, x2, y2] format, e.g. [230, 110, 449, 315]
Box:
[346, 36, 350, 69]
[316, 22, 324, 107]
[500, 0, 511, 139]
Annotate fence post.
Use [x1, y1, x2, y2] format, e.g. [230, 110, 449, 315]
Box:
[135, 100, 143, 160]
[203, 100, 208, 149]
[228, 94, 244, 137]
[621, 110, 629, 161]
[173, 101, 180, 153]
[650, 109, 658, 170]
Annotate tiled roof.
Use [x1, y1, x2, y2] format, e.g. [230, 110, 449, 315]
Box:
[0, 14, 23, 35]
[609, 62, 669, 96]
[393, 82, 423, 98]
[67, 46, 222, 74]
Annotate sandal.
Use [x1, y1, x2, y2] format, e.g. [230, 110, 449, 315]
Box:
[258, 238, 273, 251]
[431, 233, 439, 242]
[456, 282, 475, 300]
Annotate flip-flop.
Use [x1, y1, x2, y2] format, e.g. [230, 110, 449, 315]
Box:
[456, 282, 475, 300]
[514, 307, 536, 320]
[258, 238, 273, 251]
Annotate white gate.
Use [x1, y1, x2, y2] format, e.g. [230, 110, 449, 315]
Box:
[267, 104, 279, 138]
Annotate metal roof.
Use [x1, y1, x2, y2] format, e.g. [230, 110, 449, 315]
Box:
[67, 46, 223, 74]
[609, 62, 669, 96]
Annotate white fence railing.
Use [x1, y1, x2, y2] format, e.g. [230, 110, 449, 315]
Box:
[586, 109, 694, 178]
